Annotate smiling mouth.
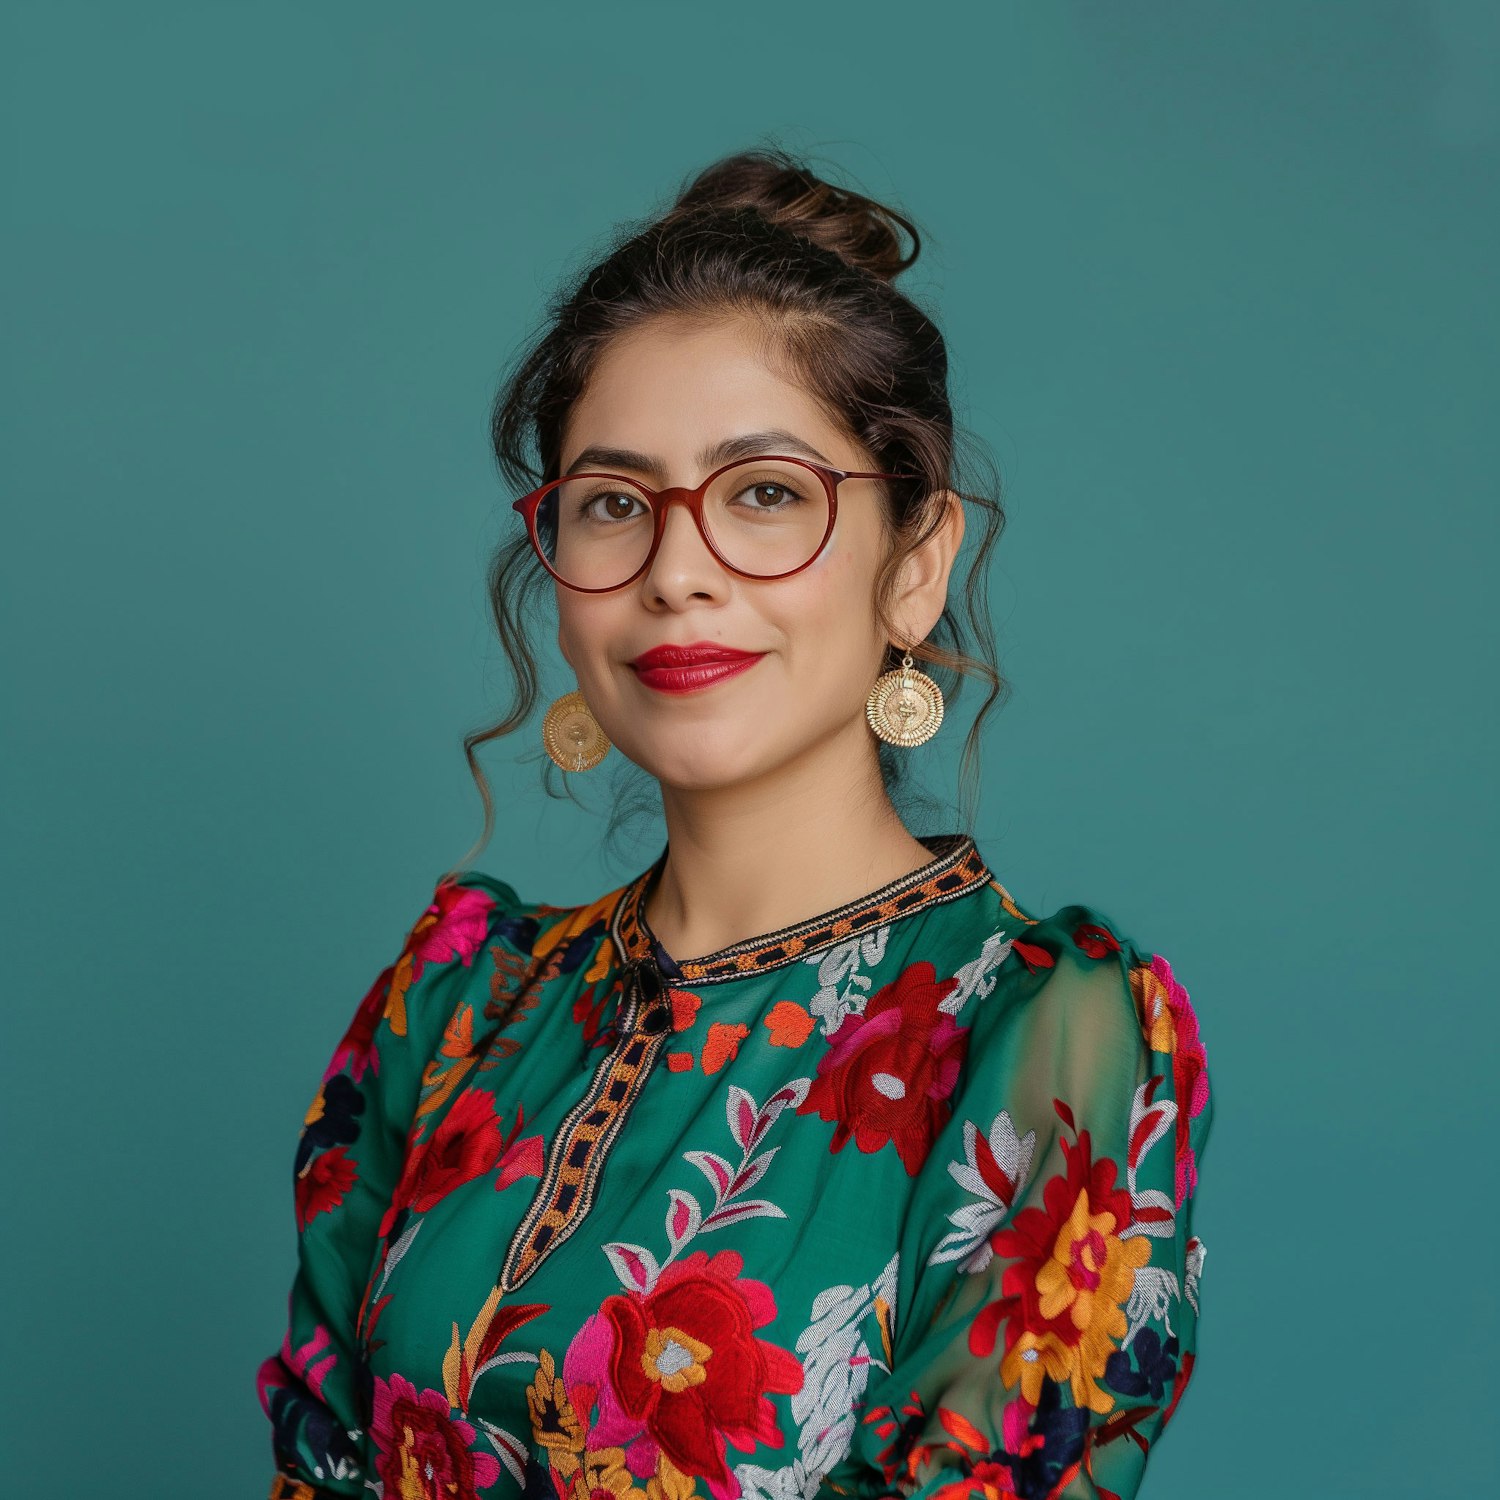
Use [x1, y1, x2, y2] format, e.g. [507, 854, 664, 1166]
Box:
[631, 654, 765, 694]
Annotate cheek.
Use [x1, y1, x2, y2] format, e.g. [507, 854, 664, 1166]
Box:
[775, 554, 881, 671]
[556, 597, 622, 680]
[817, 534, 880, 623]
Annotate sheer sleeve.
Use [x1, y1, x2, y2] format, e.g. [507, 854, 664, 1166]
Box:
[255, 872, 520, 1499]
[832, 907, 1213, 1500]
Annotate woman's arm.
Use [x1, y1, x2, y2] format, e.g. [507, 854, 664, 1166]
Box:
[256, 874, 513, 1495]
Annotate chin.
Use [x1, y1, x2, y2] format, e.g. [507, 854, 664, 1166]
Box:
[637, 734, 770, 790]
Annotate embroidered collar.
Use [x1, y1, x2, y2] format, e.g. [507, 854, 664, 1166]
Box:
[608, 832, 992, 986]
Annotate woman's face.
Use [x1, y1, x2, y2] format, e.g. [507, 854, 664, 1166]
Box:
[553, 315, 961, 794]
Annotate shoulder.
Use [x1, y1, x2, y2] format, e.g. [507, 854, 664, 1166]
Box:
[422, 868, 531, 958]
[1049, 895, 1208, 1072]
[995, 885, 1213, 1145]
[370, 869, 536, 1032]
[970, 879, 1208, 1069]
[952, 883, 1214, 1189]
[429, 866, 628, 988]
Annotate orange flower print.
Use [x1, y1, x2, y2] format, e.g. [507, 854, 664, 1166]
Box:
[972, 1127, 1151, 1414]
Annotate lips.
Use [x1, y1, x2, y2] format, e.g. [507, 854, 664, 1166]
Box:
[630, 641, 766, 694]
[630, 642, 762, 669]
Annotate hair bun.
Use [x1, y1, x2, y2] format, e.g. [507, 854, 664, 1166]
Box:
[666, 147, 920, 282]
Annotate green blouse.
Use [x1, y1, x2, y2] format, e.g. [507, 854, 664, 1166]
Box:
[258, 832, 1212, 1500]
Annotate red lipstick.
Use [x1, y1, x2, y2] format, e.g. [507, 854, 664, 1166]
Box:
[630, 641, 766, 695]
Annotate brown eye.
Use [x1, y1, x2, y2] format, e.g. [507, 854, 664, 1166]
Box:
[579, 490, 646, 522]
[733, 482, 807, 512]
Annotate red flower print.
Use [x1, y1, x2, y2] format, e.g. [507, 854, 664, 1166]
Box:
[378, 1089, 507, 1238]
[326, 969, 386, 1084]
[1009, 940, 1055, 974]
[497, 1130, 545, 1190]
[1072, 922, 1121, 960]
[798, 959, 969, 1175]
[370, 1371, 501, 1498]
[294, 1144, 358, 1229]
[559, 1248, 803, 1500]
[869, 1390, 1024, 1500]
[932, 1461, 1023, 1500]
[963, 1459, 1026, 1500]
[973, 1129, 1151, 1415]
[1129, 953, 1210, 1206]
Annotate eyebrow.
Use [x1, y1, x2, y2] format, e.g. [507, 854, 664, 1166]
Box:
[562, 429, 834, 479]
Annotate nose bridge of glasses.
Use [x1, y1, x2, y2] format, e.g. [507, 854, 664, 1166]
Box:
[648, 482, 717, 560]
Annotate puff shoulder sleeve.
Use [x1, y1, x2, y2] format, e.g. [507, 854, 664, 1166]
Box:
[255, 871, 522, 1498]
[833, 906, 1213, 1500]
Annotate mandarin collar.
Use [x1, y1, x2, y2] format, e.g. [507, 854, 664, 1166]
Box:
[608, 831, 991, 985]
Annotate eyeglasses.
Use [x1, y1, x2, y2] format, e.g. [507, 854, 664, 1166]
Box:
[511, 454, 918, 593]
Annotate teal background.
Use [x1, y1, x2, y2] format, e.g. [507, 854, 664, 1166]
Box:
[3, 2, 1495, 1495]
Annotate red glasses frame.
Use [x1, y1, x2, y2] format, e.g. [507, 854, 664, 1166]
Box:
[511, 454, 919, 593]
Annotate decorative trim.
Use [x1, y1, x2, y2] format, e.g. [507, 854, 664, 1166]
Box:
[609, 832, 993, 983]
[496, 961, 670, 1292]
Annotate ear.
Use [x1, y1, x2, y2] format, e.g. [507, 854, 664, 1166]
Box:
[891, 489, 965, 645]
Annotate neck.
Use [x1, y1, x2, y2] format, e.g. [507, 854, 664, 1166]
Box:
[643, 724, 940, 962]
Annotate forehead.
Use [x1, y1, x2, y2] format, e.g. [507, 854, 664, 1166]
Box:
[559, 317, 863, 473]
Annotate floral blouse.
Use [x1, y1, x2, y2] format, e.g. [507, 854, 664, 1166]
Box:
[257, 831, 1212, 1500]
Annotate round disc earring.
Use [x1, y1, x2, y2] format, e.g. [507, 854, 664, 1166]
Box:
[542, 689, 611, 771]
[866, 650, 944, 747]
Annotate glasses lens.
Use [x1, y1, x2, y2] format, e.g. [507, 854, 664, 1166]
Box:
[537, 474, 658, 590]
[533, 458, 831, 589]
[704, 458, 830, 577]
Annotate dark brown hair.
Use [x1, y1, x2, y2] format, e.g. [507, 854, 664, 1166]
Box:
[442, 144, 1010, 881]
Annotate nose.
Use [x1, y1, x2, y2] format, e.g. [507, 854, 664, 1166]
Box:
[639, 490, 729, 601]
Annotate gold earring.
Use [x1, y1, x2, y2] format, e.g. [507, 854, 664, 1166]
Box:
[542, 688, 611, 771]
[866, 649, 944, 746]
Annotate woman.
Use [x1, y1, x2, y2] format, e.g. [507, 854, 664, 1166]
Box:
[258, 147, 1212, 1500]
